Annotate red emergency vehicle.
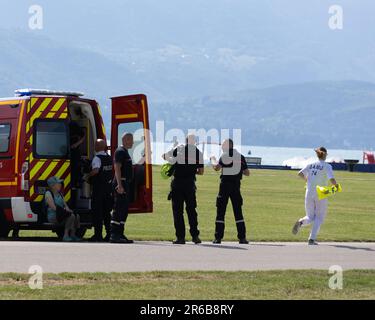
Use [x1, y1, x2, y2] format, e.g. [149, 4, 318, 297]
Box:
[0, 89, 152, 238]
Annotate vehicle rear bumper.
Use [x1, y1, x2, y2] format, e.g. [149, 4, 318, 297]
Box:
[0, 197, 38, 223]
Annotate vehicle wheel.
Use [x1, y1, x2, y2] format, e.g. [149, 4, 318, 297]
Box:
[76, 227, 87, 239]
[0, 209, 11, 239]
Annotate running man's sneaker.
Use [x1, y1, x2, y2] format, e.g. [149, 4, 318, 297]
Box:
[308, 239, 318, 245]
[239, 238, 249, 244]
[292, 220, 302, 235]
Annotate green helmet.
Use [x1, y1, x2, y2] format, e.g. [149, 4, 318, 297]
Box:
[161, 163, 174, 179]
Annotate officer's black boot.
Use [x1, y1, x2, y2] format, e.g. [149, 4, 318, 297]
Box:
[109, 224, 127, 243]
[192, 236, 201, 244]
[239, 238, 249, 244]
[173, 238, 186, 244]
[119, 224, 134, 243]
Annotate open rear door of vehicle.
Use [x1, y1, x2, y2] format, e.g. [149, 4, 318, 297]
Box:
[110, 94, 153, 213]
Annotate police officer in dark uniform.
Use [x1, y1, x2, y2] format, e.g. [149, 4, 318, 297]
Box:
[210, 139, 250, 244]
[86, 139, 113, 242]
[163, 135, 204, 244]
[110, 132, 134, 244]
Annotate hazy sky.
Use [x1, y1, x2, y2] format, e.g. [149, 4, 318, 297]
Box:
[1, 0, 374, 50]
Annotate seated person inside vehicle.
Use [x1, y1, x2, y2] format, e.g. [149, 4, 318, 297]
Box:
[44, 176, 81, 242]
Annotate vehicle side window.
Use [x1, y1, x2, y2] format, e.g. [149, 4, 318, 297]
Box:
[118, 121, 145, 164]
[34, 120, 69, 158]
[0, 124, 11, 153]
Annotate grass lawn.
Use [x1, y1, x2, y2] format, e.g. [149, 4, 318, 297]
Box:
[1, 270, 375, 300]
[17, 167, 375, 242]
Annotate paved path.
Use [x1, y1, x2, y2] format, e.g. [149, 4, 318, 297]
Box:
[0, 241, 374, 273]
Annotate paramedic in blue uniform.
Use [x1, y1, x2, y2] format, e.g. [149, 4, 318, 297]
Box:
[110, 132, 134, 244]
[85, 139, 113, 242]
[162, 134, 204, 244]
[210, 139, 250, 244]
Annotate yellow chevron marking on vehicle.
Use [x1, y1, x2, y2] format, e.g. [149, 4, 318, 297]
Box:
[30, 98, 53, 125]
[26, 101, 31, 132]
[35, 195, 43, 202]
[28, 151, 34, 164]
[59, 112, 68, 119]
[55, 162, 70, 180]
[30, 160, 45, 179]
[64, 173, 71, 186]
[29, 162, 63, 198]
[30, 185, 35, 198]
[26, 99, 38, 135]
[51, 98, 65, 111]
[46, 112, 54, 118]
[31, 98, 38, 108]
[39, 162, 58, 181]
[65, 189, 71, 201]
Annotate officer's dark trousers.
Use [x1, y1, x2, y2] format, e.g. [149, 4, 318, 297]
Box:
[215, 180, 246, 240]
[92, 187, 112, 238]
[171, 178, 200, 240]
[111, 183, 129, 236]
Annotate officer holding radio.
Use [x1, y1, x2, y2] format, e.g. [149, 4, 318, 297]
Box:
[162, 134, 204, 245]
[210, 139, 250, 244]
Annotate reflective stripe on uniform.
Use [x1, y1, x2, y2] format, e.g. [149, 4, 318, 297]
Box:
[236, 220, 245, 224]
[216, 220, 225, 224]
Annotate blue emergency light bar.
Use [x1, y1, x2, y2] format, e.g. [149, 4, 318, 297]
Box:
[15, 88, 84, 97]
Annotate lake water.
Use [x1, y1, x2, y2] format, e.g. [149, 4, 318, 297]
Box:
[151, 142, 367, 169]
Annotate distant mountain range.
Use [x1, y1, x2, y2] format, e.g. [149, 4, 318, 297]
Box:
[0, 0, 375, 149]
[151, 81, 375, 149]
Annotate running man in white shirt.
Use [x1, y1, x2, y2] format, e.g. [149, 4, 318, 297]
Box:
[292, 147, 339, 245]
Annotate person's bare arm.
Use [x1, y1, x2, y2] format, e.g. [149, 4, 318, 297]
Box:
[210, 156, 221, 171]
[45, 194, 57, 211]
[330, 178, 338, 186]
[86, 168, 99, 179]
[114, 162, 125, 194]
[71, 135, 85, 149]
[243, 168, 250, 176]
[298, 172, 307, 181]
[64, 201, 73, 213]
[197, 167, 204, 175]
